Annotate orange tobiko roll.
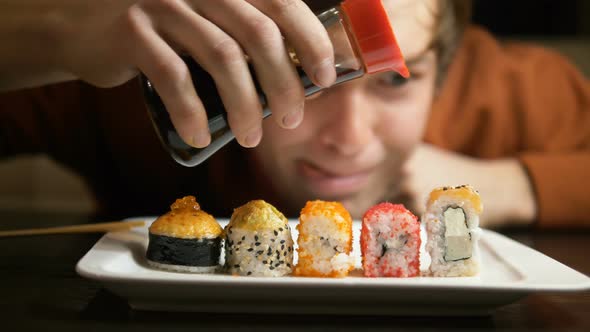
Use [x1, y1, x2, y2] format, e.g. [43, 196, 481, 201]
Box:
[361, 203, 421, 277]
[294, 200, 354, 277]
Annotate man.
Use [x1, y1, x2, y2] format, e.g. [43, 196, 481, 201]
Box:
[1, 0, 588, 228]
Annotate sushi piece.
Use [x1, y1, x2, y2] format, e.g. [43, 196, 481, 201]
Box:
[423, 185, 483, 277]
[146, 196, 222, 273]
[294, 200, 354, 278]
[224, 200, 294, 276]
[361, 203, 421, 277]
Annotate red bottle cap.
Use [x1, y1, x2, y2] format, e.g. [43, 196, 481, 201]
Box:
[341, 0, 410, 77]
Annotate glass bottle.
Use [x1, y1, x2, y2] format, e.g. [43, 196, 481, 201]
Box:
[141, 0, 409, 167]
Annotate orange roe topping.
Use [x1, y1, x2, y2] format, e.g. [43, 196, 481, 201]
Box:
[149, 196, 222, 239]
[300, 200, 352, 224]
[170, 195, 200, 211]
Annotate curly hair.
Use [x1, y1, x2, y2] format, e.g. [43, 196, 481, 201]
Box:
[432, 0, 472, 85]
[305, 0, 473, 86]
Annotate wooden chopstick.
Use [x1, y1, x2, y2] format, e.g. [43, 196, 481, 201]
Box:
[0, 220, 146, 237]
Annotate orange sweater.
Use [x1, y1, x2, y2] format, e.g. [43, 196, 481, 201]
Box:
[428, 27, 590, 228]
[0, 26, 589, 227]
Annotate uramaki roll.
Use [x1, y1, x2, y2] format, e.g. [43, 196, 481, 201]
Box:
[361, 203, 421, 277]
[224, 200, 294, 276]
[423, 185, 483, 277]
[294, 200, 354, 278]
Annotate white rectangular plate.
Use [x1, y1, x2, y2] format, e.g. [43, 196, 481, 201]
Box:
[76, 218, 590, 316]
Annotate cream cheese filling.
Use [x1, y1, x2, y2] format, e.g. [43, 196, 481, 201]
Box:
[443, 207, 472, 261]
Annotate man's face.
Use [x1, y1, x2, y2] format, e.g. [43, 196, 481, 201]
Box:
[253, 0, 439, 218]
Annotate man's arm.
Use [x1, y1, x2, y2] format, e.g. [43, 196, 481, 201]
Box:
[411, 26, 590, 228]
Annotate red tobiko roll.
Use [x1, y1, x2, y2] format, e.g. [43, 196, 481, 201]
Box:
[361, 203, 421, 277]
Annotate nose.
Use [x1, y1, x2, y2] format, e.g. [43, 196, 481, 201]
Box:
[312, 82, 375, 156]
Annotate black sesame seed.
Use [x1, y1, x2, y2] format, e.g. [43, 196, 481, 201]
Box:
[287, 263, 291, 268]
[283, 251, 287, 256]
[247, 248, 254, 252]
[242, 236, 246, 240]
[274, 230, 278, 236]
[234, 264, 240, 268]
[288, 247, 292, 252]
[247, 271, 252, 276]
[275, 263, 280, 267]
[270, 266, 275, 270]
[320, 236, 324, 240]
[237, 241, 242, 245]
[267, 248, 272, 256]
[271, 239, 275, 242]
[279, 228, 284, 232]
[255, 235, 259, 241]
[279, 260, 284, 264]
[263, 260, 268, 264]
[280, 240, 285, 244]
[281, 244, 285, 250]
[255, 242, 261, 246]
[257, 250, 264, 255]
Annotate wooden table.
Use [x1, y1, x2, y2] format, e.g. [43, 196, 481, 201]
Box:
[1, 210, 589, 331]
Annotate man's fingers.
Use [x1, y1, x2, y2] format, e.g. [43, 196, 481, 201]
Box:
[146, 0, 264, 147]
[195, 0, 305, 129]
[130, 5, 210, 147]
[247, 0, 336, 88]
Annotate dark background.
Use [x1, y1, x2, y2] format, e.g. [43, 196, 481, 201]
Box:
[308, 0, 590, 37]
[472, 0, 590, 36]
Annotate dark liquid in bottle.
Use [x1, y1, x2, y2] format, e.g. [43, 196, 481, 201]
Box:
[141, 56, 363, 167]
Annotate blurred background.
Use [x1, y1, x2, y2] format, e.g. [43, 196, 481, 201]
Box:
[472, 0, 590, 75]
[472, 0, 590, 37]
[0, 0, 589, 215]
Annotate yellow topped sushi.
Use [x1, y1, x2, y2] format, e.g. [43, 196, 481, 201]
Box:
[225, 200, 294, 276]
[146, 195, 222, 273]
[423, 185, 483, 277]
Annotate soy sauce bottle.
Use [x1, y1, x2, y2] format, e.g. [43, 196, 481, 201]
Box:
[141, 0, 409, 167]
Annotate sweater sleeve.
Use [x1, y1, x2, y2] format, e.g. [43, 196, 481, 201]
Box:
[513, 47, 590, 228]
[428, 26, 590, 228]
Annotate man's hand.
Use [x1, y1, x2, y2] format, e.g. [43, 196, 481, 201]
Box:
[0, 0, 336, 148]
[400, 144, 537, 228]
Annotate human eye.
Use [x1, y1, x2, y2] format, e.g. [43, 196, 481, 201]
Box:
[367, 68, 425, 101]
[389, 73, 410, 87]
[376, 72, 412, 88]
